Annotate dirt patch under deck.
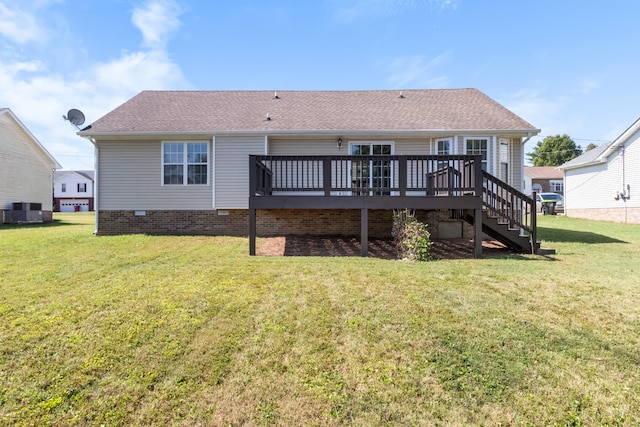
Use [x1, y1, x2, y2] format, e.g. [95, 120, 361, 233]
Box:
[257, 235, 513, 259]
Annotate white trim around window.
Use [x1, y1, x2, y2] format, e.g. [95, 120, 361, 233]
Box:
[161, 141, 210, 186]
[435, 137, 452, 156]
[464, 137, 490, 172]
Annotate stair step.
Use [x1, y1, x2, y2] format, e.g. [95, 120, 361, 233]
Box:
[536, 247, 556, 255]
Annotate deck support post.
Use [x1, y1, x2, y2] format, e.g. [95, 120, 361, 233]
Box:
[361, 208, 368, 257]
[474, 207, 482, 258]
[249, 206, 256, 256]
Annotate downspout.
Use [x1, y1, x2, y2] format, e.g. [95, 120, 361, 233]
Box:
[521, 132, 533, 192]
[212, 136, 216, 210]
[87, 137, 99, 235]
[621, 144, 628, 223]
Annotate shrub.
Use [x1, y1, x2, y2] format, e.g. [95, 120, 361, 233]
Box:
[392, 209, 432, 261]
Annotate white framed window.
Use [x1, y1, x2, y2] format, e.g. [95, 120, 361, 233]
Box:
[61, 183, 66, 193]
[77, 183, 87, 192]
[550, 180, 563, 193]
[162, 141, 209, 185]
[465, 137, 489, 171]
[436, 138, 451, 155]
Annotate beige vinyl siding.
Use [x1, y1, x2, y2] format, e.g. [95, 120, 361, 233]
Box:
[270, 138, 432, 156]
[215, 136, 266, 208]
[0, 114, 55, 210]
[510, 138, 524, 192]
[269, 138, 341, 155]
[395, 139, 429, 155]
[98, 140, 213, 210]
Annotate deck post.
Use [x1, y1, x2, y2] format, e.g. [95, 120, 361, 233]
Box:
[530, 191, 537, 254]
[361, 208, 368, 257]
[398, 155, 407, 196]
[249, 206, 256, 256]
[323, 156, 332, 196]
[249, 155, 257, 256]
[474, 207, 482, 258]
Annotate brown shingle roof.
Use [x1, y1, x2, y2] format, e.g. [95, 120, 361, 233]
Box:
[84, 89, 539, 135]
[524, 166, 564, 179]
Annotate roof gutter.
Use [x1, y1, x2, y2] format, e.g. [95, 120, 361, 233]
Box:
[80, 128, 541, 139]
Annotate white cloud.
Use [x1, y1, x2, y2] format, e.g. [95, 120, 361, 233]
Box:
[0, 0, 190, 170]
[386, 53, 451, 88]
[93, 50, 188, 97]
[333, 0, 456, 21]
[0, 2, 47, 44]
[576, 78, 599, 94]
[503, 88, 591, 159]
[132, 0, 184, 49]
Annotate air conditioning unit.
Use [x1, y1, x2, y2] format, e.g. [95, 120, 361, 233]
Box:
[11, 202, 43, 223]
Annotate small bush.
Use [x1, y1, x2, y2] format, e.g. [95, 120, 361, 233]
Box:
[392, 209, 432, 261]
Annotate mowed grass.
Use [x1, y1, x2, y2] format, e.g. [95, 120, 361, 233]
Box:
[1, 213, 639, 426]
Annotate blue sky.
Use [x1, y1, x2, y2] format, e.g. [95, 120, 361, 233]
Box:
[1, 0, 638, 170]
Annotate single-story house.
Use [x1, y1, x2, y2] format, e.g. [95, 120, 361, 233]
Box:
[559, 116, 640, 224]
[53, 170, 95, 212]
[1, 108, 61, 223]
[80, 89, 543, 256]
[523, 166, 564, 196]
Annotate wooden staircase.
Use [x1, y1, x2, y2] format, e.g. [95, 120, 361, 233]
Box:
[459, 171, 552, 254]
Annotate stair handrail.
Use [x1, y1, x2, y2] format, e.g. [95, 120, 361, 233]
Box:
[482, 171, 537, 253]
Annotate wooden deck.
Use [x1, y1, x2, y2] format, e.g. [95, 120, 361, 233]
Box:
[248, 155, 536, 257]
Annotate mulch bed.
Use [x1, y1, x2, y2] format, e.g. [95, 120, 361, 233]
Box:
[257, 235, 513, 260]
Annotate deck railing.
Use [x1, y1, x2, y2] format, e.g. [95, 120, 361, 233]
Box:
[482, 170, 536, 245]
[250, 155, 482, 197]
[249, 154, 538, 254]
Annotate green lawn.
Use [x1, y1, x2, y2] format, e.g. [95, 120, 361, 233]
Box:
[1, 212, 639, 426]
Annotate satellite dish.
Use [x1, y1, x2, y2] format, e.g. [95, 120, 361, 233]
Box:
[65, 109, 85, 126]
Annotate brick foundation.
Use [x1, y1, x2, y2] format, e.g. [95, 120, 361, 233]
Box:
[566, 207, 640, 224]
[97, 209, 473, 238]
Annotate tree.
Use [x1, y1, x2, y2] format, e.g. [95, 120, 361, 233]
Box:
[585, 142, 597, 152]
[527, 134, 582, 166]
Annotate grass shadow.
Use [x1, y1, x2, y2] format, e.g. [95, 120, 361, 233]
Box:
[537, 226, 627, 244]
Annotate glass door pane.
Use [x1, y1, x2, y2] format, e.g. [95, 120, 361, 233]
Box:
[350, 143, 392, 195]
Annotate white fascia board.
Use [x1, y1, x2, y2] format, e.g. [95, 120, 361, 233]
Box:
[558, 159, 605, 171]
[599, 117, 640, 161]
[82, 128, 541, 140]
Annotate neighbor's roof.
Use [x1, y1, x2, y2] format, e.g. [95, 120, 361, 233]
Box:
[54, 170, 95, 181]
[560, 116, 640, 170]
[558, 144, 609, 170]
[82, 89, 540, 136]
[524, 166, 563, 179]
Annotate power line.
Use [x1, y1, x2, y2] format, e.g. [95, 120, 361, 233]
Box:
[572, 138, 611, 143]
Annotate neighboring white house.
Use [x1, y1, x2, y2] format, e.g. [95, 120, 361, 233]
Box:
[0, 108, 61, 223]
[523, 166, 564, 196]
[53, 170, 95, 212]
[559, 117, 640, 224]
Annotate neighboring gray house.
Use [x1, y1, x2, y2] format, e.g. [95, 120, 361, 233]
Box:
[523, 166, 564, 196]
[80, 89, 543, 256]
[53, 170, 95, 212]
[0, 108, 61, 223]
[559, 117, 640, 224]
